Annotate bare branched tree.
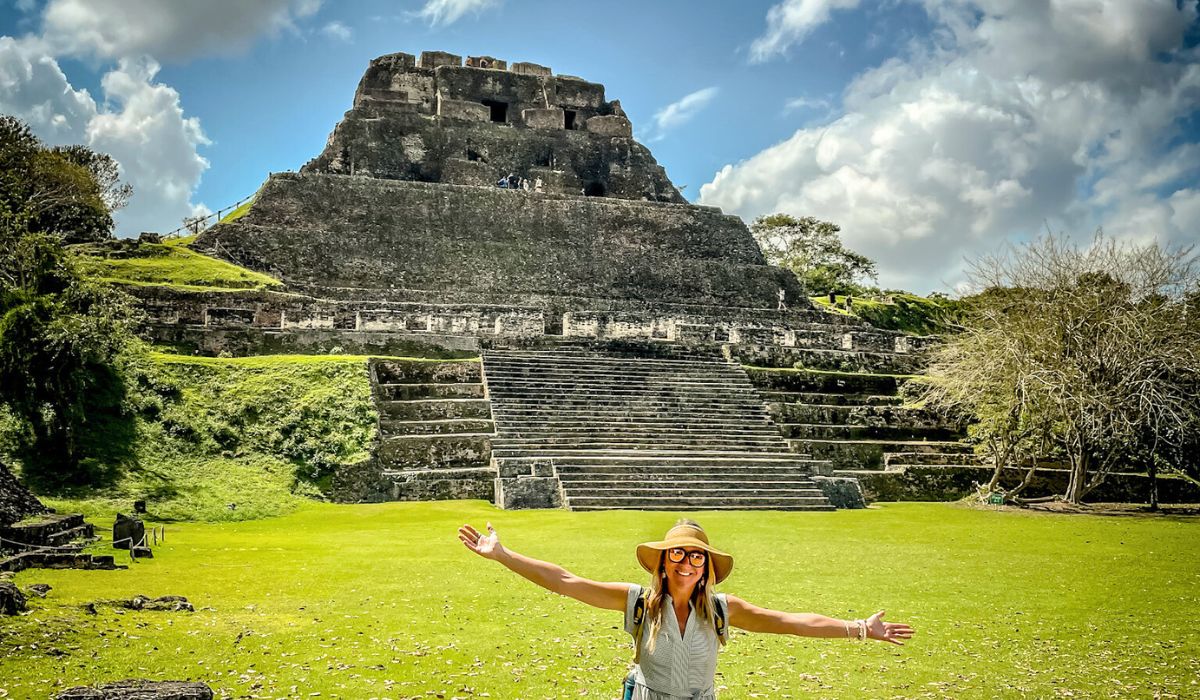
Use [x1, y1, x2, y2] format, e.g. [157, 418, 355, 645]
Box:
[918, 232, 1200, 505]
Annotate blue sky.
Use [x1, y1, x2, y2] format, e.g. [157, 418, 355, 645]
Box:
[2, 0, 1198, 292]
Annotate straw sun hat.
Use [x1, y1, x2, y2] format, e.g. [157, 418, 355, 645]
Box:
[636, 522, 734, 584]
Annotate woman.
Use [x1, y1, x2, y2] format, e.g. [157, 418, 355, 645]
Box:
[458, 519, 914, 699]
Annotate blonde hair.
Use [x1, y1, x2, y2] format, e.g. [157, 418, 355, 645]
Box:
[643, 519, 724, 654]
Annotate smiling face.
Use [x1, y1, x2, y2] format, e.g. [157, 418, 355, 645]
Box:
[662, 547, 708, 600]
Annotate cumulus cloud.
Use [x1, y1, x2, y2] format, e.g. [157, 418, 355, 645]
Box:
[0, 38, 210, 236]
[319, 21, 352, 42]
[750, 0, 862, 63]
[702, 0, 1200, 292]
[0, 0, 324, 236]
[642, 87, 719, 143]
[40, 0, 322, 61]
[415, 0, 500, 27]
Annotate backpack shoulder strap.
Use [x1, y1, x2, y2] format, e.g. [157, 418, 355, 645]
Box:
[631, 590, 648, 664]
[713, 594, 728, 643]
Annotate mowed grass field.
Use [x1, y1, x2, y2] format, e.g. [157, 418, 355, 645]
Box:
[2, 502, 1197, 699]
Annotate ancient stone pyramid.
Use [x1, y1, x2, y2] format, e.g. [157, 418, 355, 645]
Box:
[195, 49, 812, 324]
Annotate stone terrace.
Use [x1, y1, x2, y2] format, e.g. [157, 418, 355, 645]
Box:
[485, 346, 833, 511]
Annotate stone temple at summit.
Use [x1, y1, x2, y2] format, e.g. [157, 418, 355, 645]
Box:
[135, 50, 956, 511]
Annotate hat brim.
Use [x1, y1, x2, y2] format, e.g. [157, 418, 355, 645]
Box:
[637, 537, 733, 584]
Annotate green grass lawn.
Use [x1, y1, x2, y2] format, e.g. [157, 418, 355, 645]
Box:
[31, 353, 378, 523]
[73, 237, 282, 292]
[3, 502, 1196, 698]
[811, 293, 966, 336]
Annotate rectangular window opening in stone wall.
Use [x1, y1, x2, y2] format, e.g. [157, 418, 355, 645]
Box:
[564, 110, 577, 130]
[482, 100, 508, 123]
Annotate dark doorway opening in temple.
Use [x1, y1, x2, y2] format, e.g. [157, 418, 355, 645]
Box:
[584, 181, 606, 197]
[544, 312, 564, 335]
[482, 100, 508, 123]
[467, 148, 486, 162]
[564, 110, 577, 130]
[534, 149, 552, 167]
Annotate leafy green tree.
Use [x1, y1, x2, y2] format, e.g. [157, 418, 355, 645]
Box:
[0, 116, 140, 488]
[750, 214, 877, 294]
[0, 115, 124, 243]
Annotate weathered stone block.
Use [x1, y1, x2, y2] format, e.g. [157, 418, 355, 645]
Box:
[466, 55, 507, 70]
[112, 513, 145, 550]
[511, 61, 552, 77]
[437, 97, 490, 122]
[671, 323, 716, 343]
[811, 476, 866, 509]
[522, 108, 565, 130]
[442, 158, 495, 186]
[730, 327, 778, 346]
[204, 308, 255, 327]
[419, 51, 461, 69]
[585, 115, 632, 137]
[495, 476, 562, 509]
[494, 312, 544, 337]
[0, 581, 26, 615]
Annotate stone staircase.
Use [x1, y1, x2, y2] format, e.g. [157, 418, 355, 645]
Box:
[483, 349, 834, 511]
[746, 367, 979, 473]
[371, 358, 496, 501]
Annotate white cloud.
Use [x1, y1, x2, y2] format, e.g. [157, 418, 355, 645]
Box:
[0, 38, 211, 236]
[319, 21, 352, 42]
[40, 0, 322, 61]
[642, 87, 719, 143]
[783, 95, 831, 114]
[750, 0, 862, 63]
[87, 57, 212, 234]
[415, 0, 499, 27]
[702, 0, 1200, 292]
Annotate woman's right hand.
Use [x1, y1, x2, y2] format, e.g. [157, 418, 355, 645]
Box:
[458, 522, 503, 560]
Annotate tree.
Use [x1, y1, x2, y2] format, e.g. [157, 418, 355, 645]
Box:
[0, 115, 128, 243]
[0, 116, 140, 488]
[918, 233, 1200, 505]
[750, 214, 877, 294]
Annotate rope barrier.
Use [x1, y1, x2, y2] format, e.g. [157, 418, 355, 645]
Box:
[160, 192, 256, 238]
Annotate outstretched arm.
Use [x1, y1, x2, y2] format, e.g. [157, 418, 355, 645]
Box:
[458, 523, 630, 611]
[726, 595, 914, 645]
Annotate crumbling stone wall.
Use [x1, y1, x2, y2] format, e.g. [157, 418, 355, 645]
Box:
[302, 50, 672, 202]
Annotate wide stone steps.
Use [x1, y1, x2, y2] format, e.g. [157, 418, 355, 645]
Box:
[555, 463, 825, 477]
[490, 397, 766, 411]
[483, 349, 832, 511]
[487, 446, 796, 456]
[780, 423, 961, 441]
[366, 359, 497, 502]
[568, 495, 835, 511]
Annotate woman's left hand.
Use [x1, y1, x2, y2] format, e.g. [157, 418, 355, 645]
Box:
[865, 611, 914, 645]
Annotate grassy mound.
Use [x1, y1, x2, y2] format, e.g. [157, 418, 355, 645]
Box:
[72, 236, 281, 291]
[2, 502, 1196, 698]
[38, 353, 377, 522]
[812, 292, 967, 335]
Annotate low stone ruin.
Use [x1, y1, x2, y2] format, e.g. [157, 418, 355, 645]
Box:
[56, 680, 213, 700]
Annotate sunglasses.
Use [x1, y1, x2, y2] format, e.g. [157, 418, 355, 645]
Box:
[666, 548, 707, 567]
